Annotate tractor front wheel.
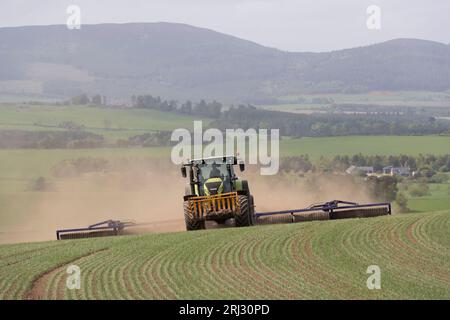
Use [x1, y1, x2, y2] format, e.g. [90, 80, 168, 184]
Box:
[184, 201, 205, 231]
[235, 195, 253, 227]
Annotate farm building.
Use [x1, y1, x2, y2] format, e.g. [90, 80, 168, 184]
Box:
[382, 166, 411, 176]
[345, 165, 374, 175]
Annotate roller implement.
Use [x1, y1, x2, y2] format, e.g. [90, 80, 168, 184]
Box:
[255, 200, 391, 225]
[56, 220, 136, 240]
[56, 219, 181, 240]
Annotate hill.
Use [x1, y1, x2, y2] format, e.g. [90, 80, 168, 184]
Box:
[0, 211, 449, 299]
[1, 23, 450, 101]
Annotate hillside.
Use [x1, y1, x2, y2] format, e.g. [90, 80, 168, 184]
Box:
[0, 212, 449, 299]
[0, 23, 449, 101]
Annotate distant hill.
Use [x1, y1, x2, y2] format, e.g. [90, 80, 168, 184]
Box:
[0, 23, 449, 102]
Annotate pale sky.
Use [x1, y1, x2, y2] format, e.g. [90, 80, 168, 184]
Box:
[1, 0, 449, 52]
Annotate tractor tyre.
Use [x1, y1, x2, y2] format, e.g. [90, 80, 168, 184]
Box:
[235, 195, 253, 227]
[249, 195, 256, 225]
[184, 201, 205, 231]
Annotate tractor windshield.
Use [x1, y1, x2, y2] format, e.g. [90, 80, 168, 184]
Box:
[197, 163, 230, 182]
[194, 162, 234, 195]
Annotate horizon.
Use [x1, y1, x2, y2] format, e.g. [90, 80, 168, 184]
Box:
[1, 0, 449, 52]
[1, 21, 448, 54]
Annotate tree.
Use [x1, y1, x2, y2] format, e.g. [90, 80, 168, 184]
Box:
[31, 177, 47, 191]
[409, 180, 430, 197]
[395, 192, 409, 213]
[367, 176, 398, 202]
[71, 94, 90, 105]
[92, 94, 102, 105]
[103, 119, 112, 130]
[180, 101, 192, 114]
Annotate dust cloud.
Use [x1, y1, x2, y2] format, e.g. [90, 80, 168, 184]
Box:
[245, 168, 375, 213]
[1, 160, 375, 244]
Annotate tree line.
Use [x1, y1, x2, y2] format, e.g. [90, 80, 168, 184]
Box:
[129, 96, 450, 137]
[213, 105, 450, 137]
[330, 154, 450, 175]
[279, 154, 450, 177]
[0, 130, 104, 149]
[66, 94, 107, 105]
[0, 129, 174, 149]
[131, 95, 223, 118]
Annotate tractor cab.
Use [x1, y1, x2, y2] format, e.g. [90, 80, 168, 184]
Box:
[181, 156, 245, 197]
[196, 161, 233, 195]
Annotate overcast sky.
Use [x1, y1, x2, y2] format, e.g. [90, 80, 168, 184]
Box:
[1, 0, 449, 52]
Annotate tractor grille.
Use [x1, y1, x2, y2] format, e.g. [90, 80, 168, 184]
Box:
[188, 192, 239, 219]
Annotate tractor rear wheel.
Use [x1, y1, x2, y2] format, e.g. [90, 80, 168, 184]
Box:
[235, 195, 253, 227]
[249, 195, 256, 225]
[184, 201, 205, 231]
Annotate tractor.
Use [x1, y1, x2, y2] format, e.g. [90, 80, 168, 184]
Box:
[180, 155, 254, 230]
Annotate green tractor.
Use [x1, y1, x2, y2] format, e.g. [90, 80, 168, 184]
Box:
[180, 156, 255, 230]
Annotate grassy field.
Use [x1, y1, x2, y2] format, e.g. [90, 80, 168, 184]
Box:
[0, 94, 61, 103]
[264, 91, 450, 110]
[280, 136, 450, 159]
[0, 104, 207, 140]
[407, 183, 450, 213]
[0, 211, 448, 299]
[0, 148, 170, 181]
[409, 198, 450, 213]
[1, 136, 449, 180]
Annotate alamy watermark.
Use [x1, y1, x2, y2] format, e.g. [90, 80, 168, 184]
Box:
[366, 265, 381, 290]
[66, 264, 81, 290]
[66, 5, 81, 30]
[171, 121, 279, 175]
[366, 5, 381, 30]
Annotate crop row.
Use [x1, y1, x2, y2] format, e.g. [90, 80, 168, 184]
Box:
[0, 212, 449, 299]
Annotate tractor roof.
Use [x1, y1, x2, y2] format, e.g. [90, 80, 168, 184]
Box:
[187, 155, 238, 165]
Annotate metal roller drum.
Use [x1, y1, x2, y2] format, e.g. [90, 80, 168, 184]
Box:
[255, 200, 391, 226]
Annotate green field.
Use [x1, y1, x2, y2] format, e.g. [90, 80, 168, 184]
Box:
[263, 91, 450, 110]
[407, 183, 450, 213]
[1, 136, 450, 180]
[280, 136, 450, 159]
[259, 91, 450, 114]
[0, 148, 169, 181]
[0, 94, 61, 103]
[409, 198, 450, 213]
[0, 211, 448, 299]
[0, 104, 207, 140]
